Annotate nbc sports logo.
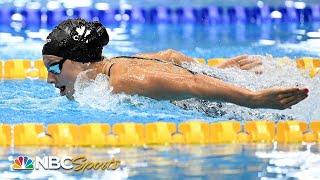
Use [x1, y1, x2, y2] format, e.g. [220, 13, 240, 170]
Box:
[11, 156, 34, 170]
[10, 155, 121, 171]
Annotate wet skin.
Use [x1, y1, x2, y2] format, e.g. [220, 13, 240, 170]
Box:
[43, 49, 308, 110]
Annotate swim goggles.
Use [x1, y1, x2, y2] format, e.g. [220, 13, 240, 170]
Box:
[47, 58, 67, 75]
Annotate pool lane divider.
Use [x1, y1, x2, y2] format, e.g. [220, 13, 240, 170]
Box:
[1, 120, 320, 147]
[0, 57, 319, 80]
[0, 59, 48, 80]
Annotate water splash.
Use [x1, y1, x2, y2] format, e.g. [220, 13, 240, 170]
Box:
[179, 55, 320, 121]
[73, 72, 207, 121]
[74, 72, 167, 113]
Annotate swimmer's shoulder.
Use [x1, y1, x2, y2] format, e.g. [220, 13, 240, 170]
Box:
[101, 58, 116, 77]
[101, 57, 130, 78]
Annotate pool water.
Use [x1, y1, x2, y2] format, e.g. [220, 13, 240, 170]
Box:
[1, 16, 320, 179]
[1, 144, 320, 179]
[1, 22, 320, 123]
[1, 23, 320, 60]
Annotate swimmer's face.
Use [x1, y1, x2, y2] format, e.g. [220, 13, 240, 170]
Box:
[43, 55, 85, 99]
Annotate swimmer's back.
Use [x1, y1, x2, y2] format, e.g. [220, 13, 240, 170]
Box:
[102, 56, 195, 79]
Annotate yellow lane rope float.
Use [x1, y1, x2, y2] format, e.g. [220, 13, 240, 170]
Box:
[0, 60, 48, 80]
[0, 120, 320, 147]
[0, 58, 319, 80]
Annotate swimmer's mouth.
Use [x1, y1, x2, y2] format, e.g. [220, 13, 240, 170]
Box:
[56, 85, 66, 96]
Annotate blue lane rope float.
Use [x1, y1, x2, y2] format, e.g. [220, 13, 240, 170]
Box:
[0, 4, 320, 27]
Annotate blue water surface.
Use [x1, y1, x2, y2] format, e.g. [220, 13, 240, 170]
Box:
[1, 22, 320, 123]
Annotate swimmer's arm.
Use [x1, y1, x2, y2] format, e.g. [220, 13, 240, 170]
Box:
[109, 64, 308, 109]
[109, 64, 252, 108]
[135, 49, 197, 65]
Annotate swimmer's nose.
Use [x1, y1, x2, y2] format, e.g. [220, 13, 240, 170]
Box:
[47, 72, 57, 84]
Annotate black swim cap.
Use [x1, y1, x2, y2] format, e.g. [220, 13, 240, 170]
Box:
[42, 18, 109, 63]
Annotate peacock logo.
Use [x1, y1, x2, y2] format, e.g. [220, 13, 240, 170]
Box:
[11, 156, 34, 170]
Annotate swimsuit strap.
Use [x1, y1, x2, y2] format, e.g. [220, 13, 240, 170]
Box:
[102, 58, 116, 78]
[111, 55, 163, 62]
[107, 63, 116, 77]
[110, 55, 197, 75]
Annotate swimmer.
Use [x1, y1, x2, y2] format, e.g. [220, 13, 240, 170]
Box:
[43, 19, 308, 110]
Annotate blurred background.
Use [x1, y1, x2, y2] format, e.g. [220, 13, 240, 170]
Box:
[0, 0, 319, 59]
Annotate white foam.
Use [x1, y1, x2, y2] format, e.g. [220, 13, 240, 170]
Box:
[73, 71, 193, 119]
[181, 55, 320, 120]
[73, 72, 149, 112]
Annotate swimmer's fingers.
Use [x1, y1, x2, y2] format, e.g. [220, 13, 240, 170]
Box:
[257, 87, 308, 109]
[279, 88, 308, 99]
[240, 62, 261, 70]
[238, 56, 261, 64]
[286, 95, 308, 107]
[220, 54, 256, 69]
[238, 58, 254, 66]
[229, 54, 249, 62]
[218, 55, 247, 68]
[227, 55, 249, 66]
[280, 94, 308, 109]
[278, 91, 302, 99]
[280, 93, 307, 104]
[277, 88, 308, 109]
[241, 61, 262, 70]
[279, 87, 307, 95]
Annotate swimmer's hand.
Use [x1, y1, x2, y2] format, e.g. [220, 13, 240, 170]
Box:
[217, 55, 263, 74]
[251, 87, 308, 110]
